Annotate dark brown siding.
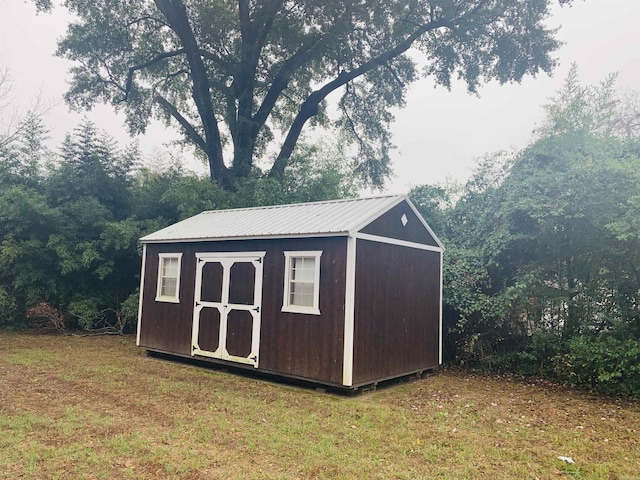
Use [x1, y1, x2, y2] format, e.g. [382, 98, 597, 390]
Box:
[139, 237, 348, 385]
[352, 239, 441, 385]
[359, 200, 439, 247]
[139, 244, 195, 356]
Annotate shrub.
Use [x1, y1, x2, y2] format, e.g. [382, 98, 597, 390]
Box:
[568, 331, 640, 398]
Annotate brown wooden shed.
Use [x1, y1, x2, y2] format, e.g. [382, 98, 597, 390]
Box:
[136, 195, 443, 389]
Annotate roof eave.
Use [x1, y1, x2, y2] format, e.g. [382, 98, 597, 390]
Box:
[139, 230, 351, 244]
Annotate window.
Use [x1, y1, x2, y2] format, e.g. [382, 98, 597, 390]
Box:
[155, 253, 183, 303]
[282, 251, 322, 315]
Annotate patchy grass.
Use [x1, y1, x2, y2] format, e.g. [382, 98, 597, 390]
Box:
[0, 332, 639, 479]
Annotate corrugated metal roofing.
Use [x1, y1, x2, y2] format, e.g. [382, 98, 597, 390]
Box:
[140, 195, 407, 243]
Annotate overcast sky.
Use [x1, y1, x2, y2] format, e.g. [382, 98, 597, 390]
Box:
[1, 0, 639, 193]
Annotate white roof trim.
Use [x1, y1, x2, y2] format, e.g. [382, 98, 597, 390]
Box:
[404, 196, 445, 251]
[141, 231, 349, 244]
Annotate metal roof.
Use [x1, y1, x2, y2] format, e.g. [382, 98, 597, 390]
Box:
[140, 195, 415, 243]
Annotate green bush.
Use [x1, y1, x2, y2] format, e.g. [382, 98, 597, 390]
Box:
[482, 330, 566, 377]
[568, 331, 640, 397]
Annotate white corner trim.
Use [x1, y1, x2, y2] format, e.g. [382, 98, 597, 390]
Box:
[342, 236, 357, 386]
[354, 232, 443, 252]
[136, 243, 147, 347]
[439, 251, 444, 365]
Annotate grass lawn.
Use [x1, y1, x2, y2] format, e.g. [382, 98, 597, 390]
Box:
[0, 332, 638, 479]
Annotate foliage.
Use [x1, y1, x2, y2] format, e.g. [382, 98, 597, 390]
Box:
[411, 69, 640, 397]
[568, 324, 640, 397]
[39, 0, 570, 188]
[0, 115, 356, 332]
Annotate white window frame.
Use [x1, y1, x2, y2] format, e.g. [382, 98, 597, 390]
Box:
[155, 253, 183, 303]
[282, 251, 322, 315]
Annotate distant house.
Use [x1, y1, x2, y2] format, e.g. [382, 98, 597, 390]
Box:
[136, 195, 443, 389]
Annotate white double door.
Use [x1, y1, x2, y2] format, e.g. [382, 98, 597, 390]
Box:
[191, 252, 265, 367]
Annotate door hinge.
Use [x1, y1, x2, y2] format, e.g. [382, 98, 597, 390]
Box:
[253, 306, 260, 313]
[249, 355, 258, 363]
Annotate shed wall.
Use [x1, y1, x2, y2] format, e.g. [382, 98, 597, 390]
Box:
[139, 237, 348, 385]
[352, 239, 441, 385]
[360, 201, 439, 247]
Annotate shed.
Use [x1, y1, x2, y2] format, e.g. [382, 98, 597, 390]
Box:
[136, 195, 443, 389]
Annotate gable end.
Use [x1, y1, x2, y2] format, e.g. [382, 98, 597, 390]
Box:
[357, 200, 440, 247]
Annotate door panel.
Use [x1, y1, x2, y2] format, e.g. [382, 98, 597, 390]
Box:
[192, 252, 265, 367]
[196, 306, 221, 354]
[225, 310, 254, 358]
[200, 262, 223, 303]
[228, 262, 256, 305]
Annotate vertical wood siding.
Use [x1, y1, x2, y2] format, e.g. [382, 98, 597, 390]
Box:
[139, 237, 348, 385]
[352, 239, 441, 385]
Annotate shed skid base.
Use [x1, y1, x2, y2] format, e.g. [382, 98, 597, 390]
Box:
[145, 348, 438, 392]
[360, 383, 378, 394]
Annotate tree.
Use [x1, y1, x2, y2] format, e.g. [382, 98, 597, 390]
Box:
[411, 69, 640, 389]
[0, 67, 51, 150]
[42, 0, 570, 189]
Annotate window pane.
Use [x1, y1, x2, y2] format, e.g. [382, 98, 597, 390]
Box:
[291, 256, 315, 282]
[290, 281, 314, 307]
[164, 257, 178, 277]
[161, 277, 177, 297]
[301, 257, 315, 281]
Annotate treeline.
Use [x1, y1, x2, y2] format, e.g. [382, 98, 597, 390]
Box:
[0, 118, 356, 333]
[2, 69, 640, 397]
[410, 68, 640, 397]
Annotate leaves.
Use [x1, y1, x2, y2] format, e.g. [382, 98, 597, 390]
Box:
[48, 0, 567, 187]
[0, 113, 357, 331]
[410, 68, 640, 397]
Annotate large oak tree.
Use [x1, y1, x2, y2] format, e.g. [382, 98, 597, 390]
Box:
[41, 0, 570, 189]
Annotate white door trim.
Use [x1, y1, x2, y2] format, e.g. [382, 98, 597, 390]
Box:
[192, 251, 265, 367]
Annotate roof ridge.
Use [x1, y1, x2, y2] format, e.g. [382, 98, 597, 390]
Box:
[139, 193, 418, 243]
[199, 193, 405, 215]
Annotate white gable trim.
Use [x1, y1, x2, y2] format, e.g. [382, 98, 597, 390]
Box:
[403, 196, 445, 250]
[354, 232, 443, 253]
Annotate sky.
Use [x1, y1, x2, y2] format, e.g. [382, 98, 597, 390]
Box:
[1, 0, 639, 194]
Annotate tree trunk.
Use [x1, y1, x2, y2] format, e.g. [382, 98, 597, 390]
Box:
[154, 0, 229, 186]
